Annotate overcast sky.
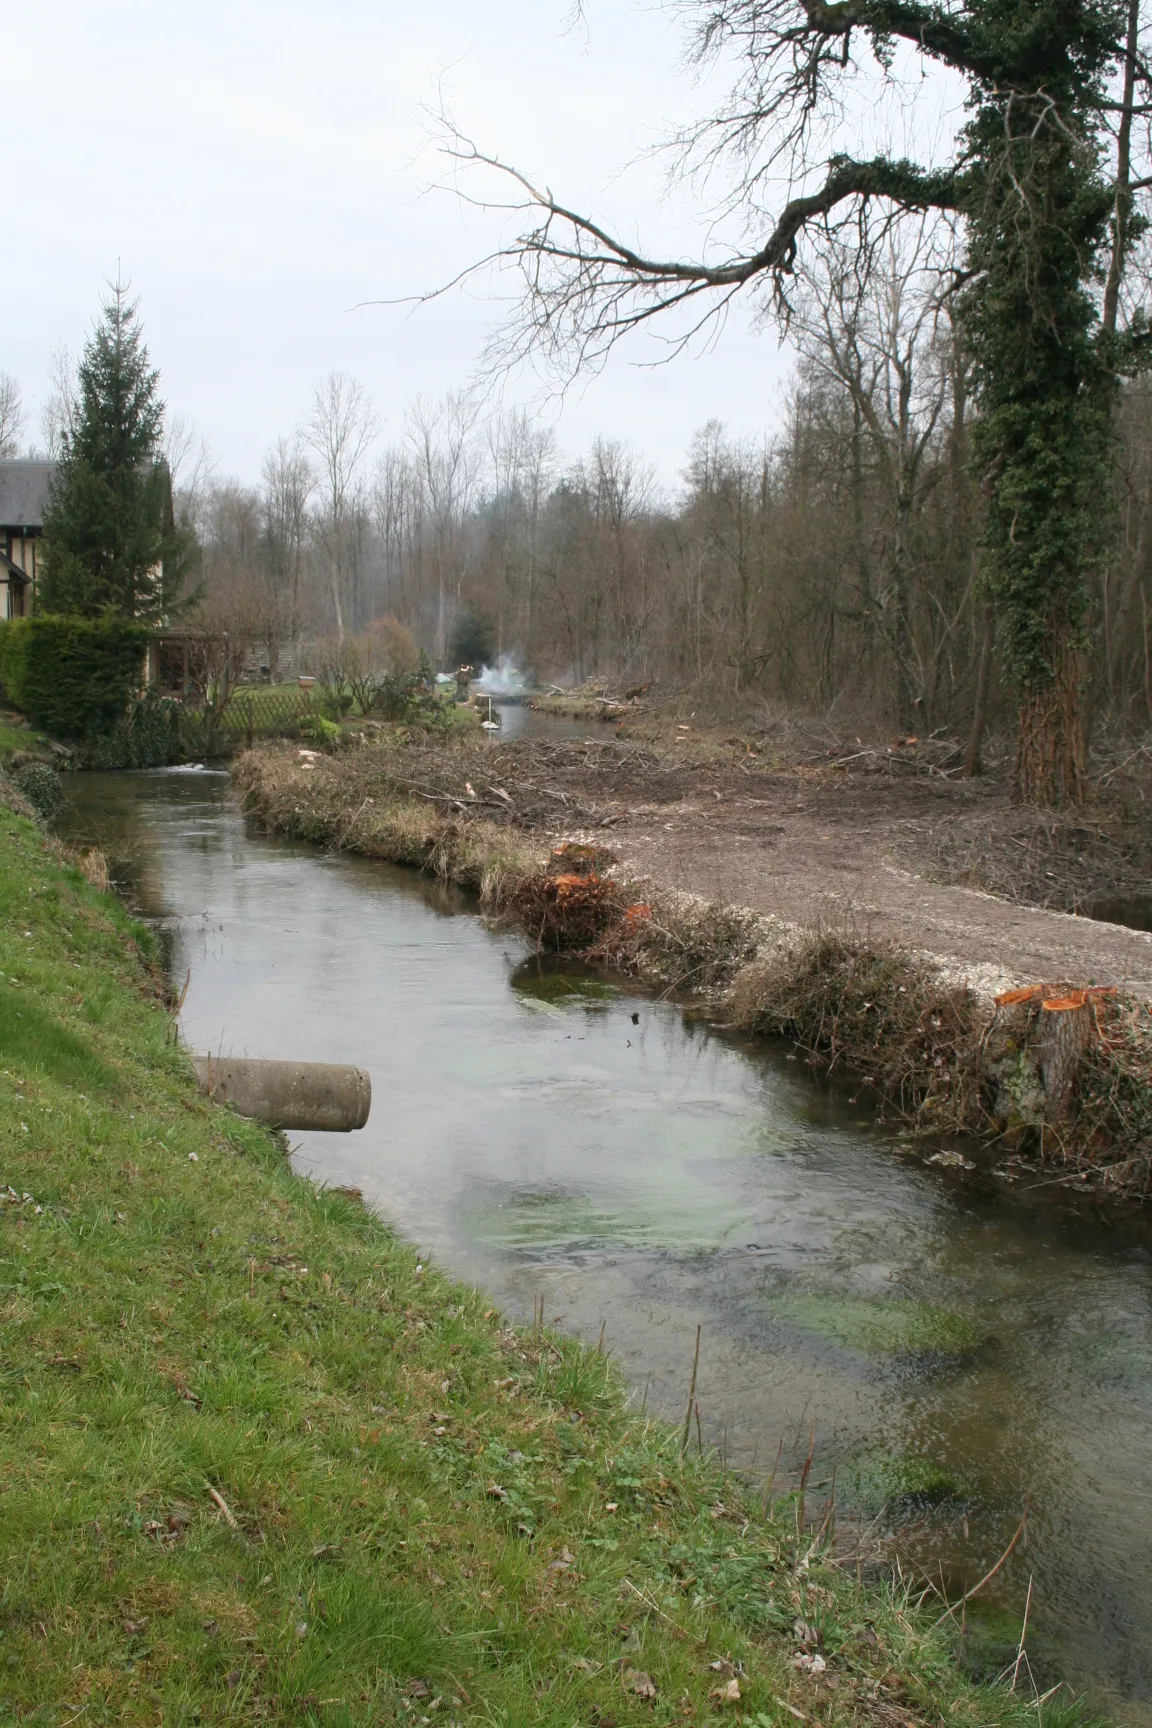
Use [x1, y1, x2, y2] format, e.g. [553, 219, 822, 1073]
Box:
[7, 2, 960, 490]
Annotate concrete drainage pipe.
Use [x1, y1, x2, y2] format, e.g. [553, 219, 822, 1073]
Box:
[194, 1056, 371, 1132]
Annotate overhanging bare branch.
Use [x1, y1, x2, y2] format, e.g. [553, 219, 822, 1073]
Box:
[421, 132, 961, 379]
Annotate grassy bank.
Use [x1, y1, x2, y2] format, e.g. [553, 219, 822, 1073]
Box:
[233, 739, 1152, 1201]
[0, 781, 1074, 1726]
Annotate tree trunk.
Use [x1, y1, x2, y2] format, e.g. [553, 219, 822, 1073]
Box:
[962, 599, 994, 777]
[1102, 0, 1139, 336]
[1013, 629, 1086, 806]
[851, 403, 872, 655]
[892, 494, 915, 731]
[1037, 995, 1094, 1122]
[330, 565, 345, 643]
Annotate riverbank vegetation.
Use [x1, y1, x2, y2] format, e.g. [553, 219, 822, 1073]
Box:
[0, 778, 1082, 1725]
[233, 732, 1152, 1201]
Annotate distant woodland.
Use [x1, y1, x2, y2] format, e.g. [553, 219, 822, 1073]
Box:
[10, 247, 1152, 749]
[185, 282, 1152, 744]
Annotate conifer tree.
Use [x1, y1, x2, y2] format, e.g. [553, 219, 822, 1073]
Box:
[40, 284, 192, 622]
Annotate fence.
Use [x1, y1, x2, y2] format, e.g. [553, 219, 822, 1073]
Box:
[180, 684, 316, 756]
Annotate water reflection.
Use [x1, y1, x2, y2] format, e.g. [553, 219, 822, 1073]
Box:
[1088, 896, 1152, 935]
[483, 700, 619, 742]
[58, 770, 1152, 1718]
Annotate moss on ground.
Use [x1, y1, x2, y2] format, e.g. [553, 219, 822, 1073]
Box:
[0, 782, 1102, 1725]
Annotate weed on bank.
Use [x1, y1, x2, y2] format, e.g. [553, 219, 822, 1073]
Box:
[0, 789, 1096, 1727]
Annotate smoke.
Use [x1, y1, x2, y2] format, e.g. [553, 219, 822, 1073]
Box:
[475, 655, 528, 696]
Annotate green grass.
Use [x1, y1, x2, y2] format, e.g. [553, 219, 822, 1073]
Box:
[0, 714, 47, 762]
[0, 787, 1103, 1728]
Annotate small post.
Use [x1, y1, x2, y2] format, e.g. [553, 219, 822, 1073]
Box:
[681, 1324, 701, 1452]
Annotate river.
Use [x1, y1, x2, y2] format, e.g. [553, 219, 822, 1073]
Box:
[58, 762, 1152, 1719]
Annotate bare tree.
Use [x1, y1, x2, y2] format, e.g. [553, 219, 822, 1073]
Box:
[262, 435, 315, 653]
[790, 219, 960, 727]
[38, 344, 77, 457]
[303, 373, 378, 639]
[165, 411, 215, 523]
[485, 408, 557, 656]
[0, 373, 25, 457]
[404, 391, 482, 660]
[681, 421, 776, 691]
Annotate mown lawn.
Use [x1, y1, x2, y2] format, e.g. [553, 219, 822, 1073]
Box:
[0, 788, 1092, 1728]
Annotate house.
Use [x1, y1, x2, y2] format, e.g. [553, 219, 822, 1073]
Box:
[0, 458, 55, 619]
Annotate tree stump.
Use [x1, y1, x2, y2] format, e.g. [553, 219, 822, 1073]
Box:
[1035, 992, 1094, 1121]
[988, 983, 1108, 1129]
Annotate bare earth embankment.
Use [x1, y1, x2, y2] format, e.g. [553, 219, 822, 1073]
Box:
[234, 727, 1152, 1197]
[607, 750, 1152, 1002]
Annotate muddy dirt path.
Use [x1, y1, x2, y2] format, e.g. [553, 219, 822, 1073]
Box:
[610, 772, 1152, 999]
[484, 725, 1152, 999]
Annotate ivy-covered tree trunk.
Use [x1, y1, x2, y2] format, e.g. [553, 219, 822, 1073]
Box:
[960, 20, 1119, 806]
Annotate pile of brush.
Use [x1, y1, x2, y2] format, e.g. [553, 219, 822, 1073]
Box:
[509, 841, 635, 951]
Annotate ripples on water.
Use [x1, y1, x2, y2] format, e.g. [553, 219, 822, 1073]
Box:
[58, 767, 1152, 1718]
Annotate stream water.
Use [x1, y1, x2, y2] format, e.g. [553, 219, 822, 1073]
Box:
[57, 764, 1152, 1719]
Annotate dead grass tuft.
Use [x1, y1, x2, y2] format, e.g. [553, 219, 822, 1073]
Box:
[591, 892, 765, 992]
[731, 932, 985, 1131]
[1067, 993, 1152, 1189]
[77, 847, 111, 892]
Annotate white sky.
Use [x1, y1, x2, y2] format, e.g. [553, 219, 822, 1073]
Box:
[6, 1, 956, 488]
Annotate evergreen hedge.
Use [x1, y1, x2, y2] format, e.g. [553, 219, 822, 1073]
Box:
[0, 616, 151, 740]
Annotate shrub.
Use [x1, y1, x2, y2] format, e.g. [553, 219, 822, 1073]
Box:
[298, 714, 342, 745]
[78, 691, 183, 769]
[12, 761, 64, 821]
[366, 613, 421, 678]
[369, 651, 439, 722]
[370, 668, 424, 721]
[0, 616, 150, 740]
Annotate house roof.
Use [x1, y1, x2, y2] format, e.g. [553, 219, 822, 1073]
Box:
[0, 459, 56, 530]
